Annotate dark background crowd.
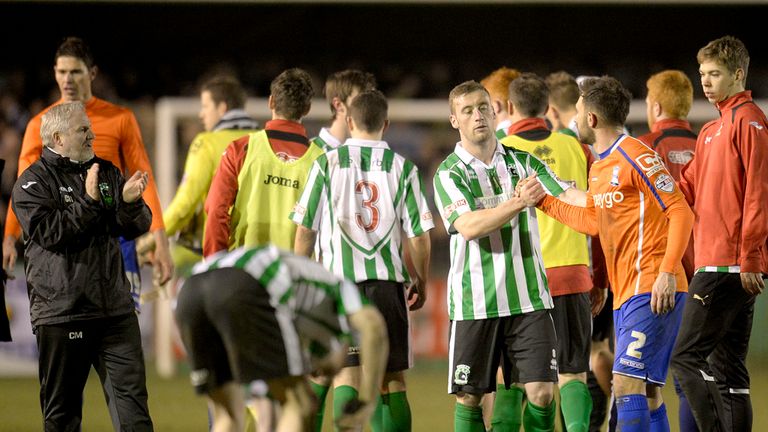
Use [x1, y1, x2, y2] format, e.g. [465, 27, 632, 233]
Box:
[1, 2, 767, 233]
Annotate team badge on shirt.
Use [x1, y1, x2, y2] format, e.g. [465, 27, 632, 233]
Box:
[654, 173, 675, 193]
[610, 166, 620, 186]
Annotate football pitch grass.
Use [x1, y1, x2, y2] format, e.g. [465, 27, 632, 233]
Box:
[1, 358, 766, 431]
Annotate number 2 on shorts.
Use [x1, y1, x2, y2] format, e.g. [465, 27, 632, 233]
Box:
[626, 330, 646, 359]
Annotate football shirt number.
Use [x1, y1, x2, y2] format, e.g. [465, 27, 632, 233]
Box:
[626, 330, 646, 359]
[355, 180, 380, 232]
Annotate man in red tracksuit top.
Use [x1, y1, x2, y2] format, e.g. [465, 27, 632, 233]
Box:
[671, 36, 768, 432]
[638, 70, 697, 281]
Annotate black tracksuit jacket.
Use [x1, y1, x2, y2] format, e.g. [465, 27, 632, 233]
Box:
[12, 147, 151, 328]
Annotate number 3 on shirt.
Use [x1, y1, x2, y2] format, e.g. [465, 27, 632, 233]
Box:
[626, 330, 646, 359]
[355, 180, 380, 232]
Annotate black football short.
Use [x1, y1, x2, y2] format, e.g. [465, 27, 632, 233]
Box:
[175, 268, 307, 395]
[447, 310, 558, 395]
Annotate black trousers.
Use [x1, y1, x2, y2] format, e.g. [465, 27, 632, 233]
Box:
[36, 313, 153, 432]
[671, 273, 755, 432]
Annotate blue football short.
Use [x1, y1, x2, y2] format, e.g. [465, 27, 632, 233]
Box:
[612, 292, 685, 385]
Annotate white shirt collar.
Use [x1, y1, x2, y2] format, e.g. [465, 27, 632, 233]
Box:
[319, 127, 343, 149]
[342, 138, 390, 149]
[454, 141, 505, 168]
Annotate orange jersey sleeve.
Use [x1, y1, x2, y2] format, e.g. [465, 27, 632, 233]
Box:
[538, 194, 599, 237]
[5, 112, 45, 239]
[114, 108, 165, 232]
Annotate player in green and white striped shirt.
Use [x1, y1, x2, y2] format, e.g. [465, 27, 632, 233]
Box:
[175, 244, 388, 432]
[292, 89, 433, 431]
[434, 81, 583, 432]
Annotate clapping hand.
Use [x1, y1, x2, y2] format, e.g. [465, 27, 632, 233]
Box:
[123, 171, 149, 203]
[85, 163, 101, 201]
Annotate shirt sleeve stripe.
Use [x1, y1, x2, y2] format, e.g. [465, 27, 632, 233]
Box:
[617, 147, 667, 211]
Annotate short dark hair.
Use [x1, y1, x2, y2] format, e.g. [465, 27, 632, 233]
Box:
[697, 35, 750, 81]
[508, 73, 549, 118]
[546, 71, 579, 111]
[270, 68, 314, 121]
[349, 89, 388, 133]
[449, 81, 489, 114]
[202, 76, 247, 110]
[55, 37, 95, 69]
[324, 70, 377, 117]
[580, 76, 632, 127]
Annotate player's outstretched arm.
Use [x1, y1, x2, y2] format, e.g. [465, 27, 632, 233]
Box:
[337, 306, 388, 430]
[537, 195, 598, 236]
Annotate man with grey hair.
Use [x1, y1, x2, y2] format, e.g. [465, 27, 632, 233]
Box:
[12, 102, 155, 431]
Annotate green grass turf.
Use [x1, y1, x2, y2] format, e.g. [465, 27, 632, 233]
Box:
[0, 357, 766, 431]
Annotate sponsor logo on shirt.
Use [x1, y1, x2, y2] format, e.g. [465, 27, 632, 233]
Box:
[635, 153, 665, 177]
[422, 212, 433, 221]
[593, 191, 625, 208]
[264, 174, 300, 189]
[443, 199, 467, 218]
[749, 121, 764, 130]
[506, 164, 518, 177]
[476, 191, 513, 210]
[667, 150, 694, 165]
[533, 145, 556, 166]
[21, 181, 37, 189]
[705, 136, 713, 144]
[654, 173, 675, 193]
[454, 364, 471, 385]
[59, 186, 73, 192]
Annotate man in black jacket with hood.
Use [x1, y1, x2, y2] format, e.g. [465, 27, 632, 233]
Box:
[12, 101, 154, 431]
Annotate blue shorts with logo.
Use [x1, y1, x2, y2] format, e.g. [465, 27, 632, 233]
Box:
[612, 292, 685, 385]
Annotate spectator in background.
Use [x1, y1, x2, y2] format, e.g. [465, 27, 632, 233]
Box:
[2, 37, 172, 301]
[12, 102, 153, 431]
